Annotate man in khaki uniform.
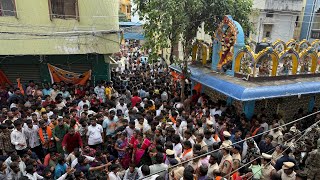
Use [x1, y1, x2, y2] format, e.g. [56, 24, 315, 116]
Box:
[219, 142, 233, 179]
[261, 153, 276, 180]
[277, 162, 296, 180]
[269, 123, 283, 147]
[221, 131, 232, 147]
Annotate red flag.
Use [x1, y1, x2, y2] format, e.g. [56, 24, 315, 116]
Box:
[16, 78, 24, 95]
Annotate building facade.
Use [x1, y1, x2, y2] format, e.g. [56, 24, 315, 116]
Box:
[119, 0, 131, 21]
[300, 0, 320, 41]
[250, 0, 304, 43]
[0, 0, 119, 84]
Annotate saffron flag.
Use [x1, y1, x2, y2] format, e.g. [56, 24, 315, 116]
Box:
[171, 71, 184, 82]
[16, 78, 24, 95]
[193, 83, 202, 94]
[47, 64, 91, 85]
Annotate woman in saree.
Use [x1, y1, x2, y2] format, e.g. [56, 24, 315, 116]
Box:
[115, 131, 130, 169]
[129, 129, 139, 148]
[132, 131, 151, 166]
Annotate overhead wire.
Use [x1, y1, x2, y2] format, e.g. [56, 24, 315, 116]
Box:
[223, 118, 320, 178]
[245, 119, 320, 179]
[140, 110, 320, 179]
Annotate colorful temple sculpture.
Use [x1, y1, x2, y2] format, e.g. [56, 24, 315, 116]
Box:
[170, 15, 320, 121]
[233, 39, 320, 78]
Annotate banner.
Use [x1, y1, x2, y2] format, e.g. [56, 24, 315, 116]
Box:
[47, 64, 91, 85]
[0, 69, 12, 87]
[17, 78, 24, 95]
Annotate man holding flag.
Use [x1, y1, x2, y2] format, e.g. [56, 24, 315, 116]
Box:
[7, 79, 25, 105]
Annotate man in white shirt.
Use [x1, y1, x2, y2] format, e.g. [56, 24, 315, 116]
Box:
[260, 115, 269, 132]
[161, 91, 168, 101]
[172, 134, 182, 158]
[11, 120, 27, 156]
[25, 164, 44, 180]
[24, 119, 42, 159]
[78, 96, 90, 111]
[183, 129, 195, 146]
[7, 162, 22, 180]
[80, 104, 95, 116]
[50, 84, 61, 102]
[134, 115, 151, 133]
[138, 165, 159, 180]
[149, 153, 168, 178]
[125, 121, 138, 139]
[208, 154, 219, 179]
[71, 155, 95, 168]
[116, 98, 128, 114]
[108, 164, 122, 180]
[87, 119, 103, 149]
[94, 83, 106, 102]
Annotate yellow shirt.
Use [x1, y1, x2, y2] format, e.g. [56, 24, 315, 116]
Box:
[105, 87, 111, 99]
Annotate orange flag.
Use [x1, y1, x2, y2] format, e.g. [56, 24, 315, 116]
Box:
[16, 78, 24, 95]
[47, 64, 91, 85]
[193, 83, 202, 94]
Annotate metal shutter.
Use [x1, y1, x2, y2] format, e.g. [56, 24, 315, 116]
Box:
[0, 64, 41, 85]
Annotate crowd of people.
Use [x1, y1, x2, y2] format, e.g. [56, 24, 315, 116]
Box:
[0, 42, 319, 180]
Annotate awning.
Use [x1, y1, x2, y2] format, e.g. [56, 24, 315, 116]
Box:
[170, 65, 320, 101]
[124, 32, 145, 40]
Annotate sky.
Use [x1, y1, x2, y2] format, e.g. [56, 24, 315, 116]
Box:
[131, 2, 145, 24]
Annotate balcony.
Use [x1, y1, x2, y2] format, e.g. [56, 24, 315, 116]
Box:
[311, 29, 320, 39]
[264, 0, 303, 12]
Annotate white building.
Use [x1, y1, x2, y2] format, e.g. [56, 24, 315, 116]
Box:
[250, 0, 305, 43]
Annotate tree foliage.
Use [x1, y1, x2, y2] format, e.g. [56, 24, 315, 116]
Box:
[134, 0, 253, 62]
[133, 0, 253, 99]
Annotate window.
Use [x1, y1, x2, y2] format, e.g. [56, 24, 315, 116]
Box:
[266, 12, 274, 18]
[265, 31, 271, 37]
[127, 5, 131, 14]
[49, 0, 79, 20]
[295, 16, 300, 27]
[0, 0, 16, 17]
[263, 24, 273, 39]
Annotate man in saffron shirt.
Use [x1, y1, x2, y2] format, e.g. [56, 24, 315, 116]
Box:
[62, 128, 83, 154]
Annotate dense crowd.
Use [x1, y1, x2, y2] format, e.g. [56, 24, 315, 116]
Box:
[0, 42, 319, 180]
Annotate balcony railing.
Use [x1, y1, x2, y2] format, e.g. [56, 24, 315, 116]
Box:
[265, 0, 303, 12]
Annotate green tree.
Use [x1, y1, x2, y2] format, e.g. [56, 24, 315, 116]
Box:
[134, 0, 253, 100]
